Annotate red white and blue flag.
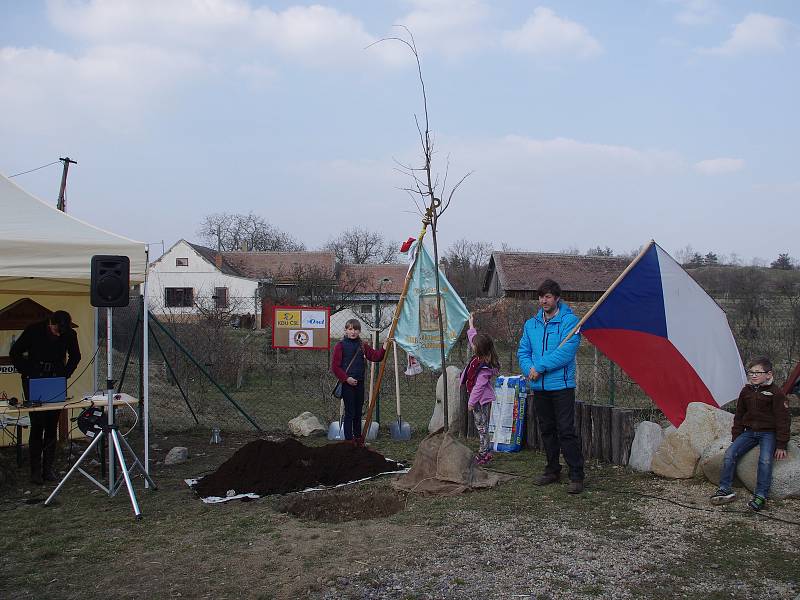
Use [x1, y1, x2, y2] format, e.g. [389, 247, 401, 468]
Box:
[577, 241, 746, 426]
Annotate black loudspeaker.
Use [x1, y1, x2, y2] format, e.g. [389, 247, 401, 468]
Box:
[90, 255, 130, 307]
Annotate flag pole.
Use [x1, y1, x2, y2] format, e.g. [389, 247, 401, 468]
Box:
[558, 240, 655, 348]
[359, 217, 431, 444]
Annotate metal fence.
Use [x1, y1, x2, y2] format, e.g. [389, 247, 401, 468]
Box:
[102, 295, 800, 436]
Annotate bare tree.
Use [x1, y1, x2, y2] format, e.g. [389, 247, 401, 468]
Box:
[440, 239, 491, 300]
[586, 245, 614, 257]
[324, 227, 399, 263]
[197, 212, 305, 252]
[370, 27, 472, 431]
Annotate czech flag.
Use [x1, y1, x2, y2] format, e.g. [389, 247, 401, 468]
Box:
[577, 241, 745, 426]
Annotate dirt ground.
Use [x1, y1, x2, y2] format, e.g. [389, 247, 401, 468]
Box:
[1, 428, 799, 600]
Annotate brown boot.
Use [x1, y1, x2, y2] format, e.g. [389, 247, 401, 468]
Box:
[568, 480, 584, 494]
[534, 473, 560, 486]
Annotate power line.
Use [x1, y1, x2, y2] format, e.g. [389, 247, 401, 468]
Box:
[8, 160, 60, 178]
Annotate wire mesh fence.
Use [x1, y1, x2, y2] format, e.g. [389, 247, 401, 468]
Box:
[103, 293, 800, 436]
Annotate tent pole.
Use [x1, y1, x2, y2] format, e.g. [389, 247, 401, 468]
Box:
[143, 251, 151, 486]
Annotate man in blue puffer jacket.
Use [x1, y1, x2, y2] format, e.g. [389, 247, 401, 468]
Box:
[517, 279, 585, 493]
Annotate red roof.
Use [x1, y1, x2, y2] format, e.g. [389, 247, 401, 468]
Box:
[485, 252, 630, 293]
[222, 251, 337, 282]
[337, 263, 408, 294]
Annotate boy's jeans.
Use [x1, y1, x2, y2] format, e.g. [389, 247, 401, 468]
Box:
[719, 430, 776, 499]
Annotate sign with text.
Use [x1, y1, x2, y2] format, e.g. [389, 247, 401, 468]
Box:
[272, 305, 330, 350]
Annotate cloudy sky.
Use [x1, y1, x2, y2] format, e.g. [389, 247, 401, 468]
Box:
[1, 0, 798, 264]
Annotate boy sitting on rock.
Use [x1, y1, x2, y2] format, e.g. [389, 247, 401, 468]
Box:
[711, 356, 790, 511]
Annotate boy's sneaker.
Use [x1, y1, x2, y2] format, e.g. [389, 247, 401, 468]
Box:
[748, 495, 766, 511]
[710, 488, 736, 505]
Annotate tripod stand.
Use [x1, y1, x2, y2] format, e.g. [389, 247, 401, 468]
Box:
[45, 307, 156, 518]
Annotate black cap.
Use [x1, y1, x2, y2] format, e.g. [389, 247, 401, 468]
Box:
[51, 310, 73, 335]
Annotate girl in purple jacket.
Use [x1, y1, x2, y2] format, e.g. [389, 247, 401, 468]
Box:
[461, 314, 500, 465]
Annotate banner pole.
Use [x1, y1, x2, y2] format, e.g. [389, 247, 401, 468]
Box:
[558, 240, 654, 349]
[360, 220, 430, 442]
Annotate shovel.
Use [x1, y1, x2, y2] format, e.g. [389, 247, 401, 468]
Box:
[327, 399, 345, 440]
[388, 341, 412, 440]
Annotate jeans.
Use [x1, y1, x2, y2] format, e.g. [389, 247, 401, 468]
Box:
[533, 388, 585, 481]
[719, 429, 776, 499]
[341, 380, 365, 440]
[29, 410, 60, 475]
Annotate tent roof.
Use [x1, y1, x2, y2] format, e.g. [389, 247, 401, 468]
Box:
[0, 173, 147, 281]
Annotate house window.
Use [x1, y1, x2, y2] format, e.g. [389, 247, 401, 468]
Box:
[214, 287, 229, 309]
[175, 258, 189, 267]
[360, 304, 372, 314]
[164, 287, 194, 307]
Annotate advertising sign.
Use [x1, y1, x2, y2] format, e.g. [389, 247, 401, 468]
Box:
[272, 305, 330, 350]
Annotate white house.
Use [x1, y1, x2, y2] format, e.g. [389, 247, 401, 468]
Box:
[148, 240, 260, 320]
[149, 242, 410, 330]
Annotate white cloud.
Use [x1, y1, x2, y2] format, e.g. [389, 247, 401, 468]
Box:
[672, 0, 720, 26]
[502, 7, 602, 60]
[46, 0, 408, 68]
[693, 158, 744, 175]
[396, 0, 492, 58]
[0, 44, 205, 135]
[702, 13, 796, 56]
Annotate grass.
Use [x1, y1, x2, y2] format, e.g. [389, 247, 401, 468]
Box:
[2, 428, 798, 599]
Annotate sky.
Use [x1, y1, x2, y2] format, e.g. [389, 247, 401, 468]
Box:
[1, 0, 798, 265]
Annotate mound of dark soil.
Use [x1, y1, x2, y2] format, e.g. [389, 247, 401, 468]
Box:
[277, 487, 404, 522]
[194, 438, 402, 498]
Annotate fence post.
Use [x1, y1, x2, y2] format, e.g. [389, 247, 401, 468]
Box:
[608, 360, 616, 407]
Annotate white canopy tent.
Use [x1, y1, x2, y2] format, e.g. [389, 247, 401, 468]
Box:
[0, 172, 151, 476]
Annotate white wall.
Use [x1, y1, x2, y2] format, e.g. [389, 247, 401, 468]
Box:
[148, 240, 259, 317]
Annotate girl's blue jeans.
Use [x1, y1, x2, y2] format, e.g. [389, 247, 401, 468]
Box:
[719, 429, 776, 499]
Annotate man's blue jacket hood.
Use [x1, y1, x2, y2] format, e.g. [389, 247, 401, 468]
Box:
[517, 301, 580, 391]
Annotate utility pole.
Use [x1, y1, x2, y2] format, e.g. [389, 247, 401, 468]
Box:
[57, 156, 77, 212]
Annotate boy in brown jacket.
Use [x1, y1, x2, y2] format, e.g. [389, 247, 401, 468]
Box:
[711, 357, 790, 511]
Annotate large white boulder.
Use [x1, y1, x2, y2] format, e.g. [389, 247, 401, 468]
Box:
[677, 402, 734, 456]
[651, 429, 699, 479]
[628, 421, 664, 472]
[288, 411, 326, 437]
[698, 435, 732, 485]
[430, 366, 465, 433]
[736, 440, 800, 499]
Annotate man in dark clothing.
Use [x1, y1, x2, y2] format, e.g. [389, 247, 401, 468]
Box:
[10, 310, 81, 484]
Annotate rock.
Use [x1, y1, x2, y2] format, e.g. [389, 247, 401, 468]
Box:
[429, 366, 465, 433]
[164, 446, 189, 465]
[628, 421, 664, 472]
[677, 402, 734, 455]
[698, 436, 732, 485]
[651, 429, 699, 478]
[736, 439, 800, 499]
[288, 412, 326, 437]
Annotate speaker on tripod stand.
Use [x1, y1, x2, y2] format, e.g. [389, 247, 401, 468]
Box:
[46, 255, 156, 518]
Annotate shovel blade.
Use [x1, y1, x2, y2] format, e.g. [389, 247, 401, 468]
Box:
[389, 418, 412, 441]
[327, 421, 345, 440]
